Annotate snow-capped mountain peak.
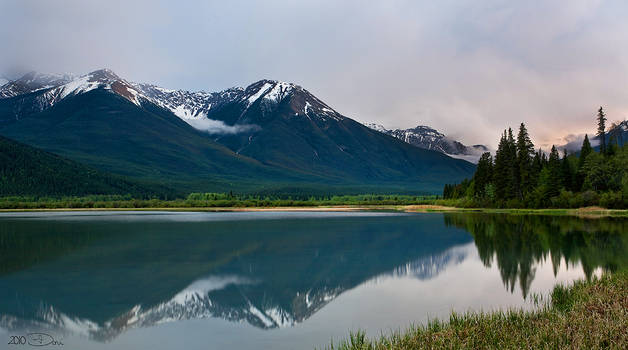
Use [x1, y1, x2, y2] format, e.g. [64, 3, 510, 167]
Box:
[134, 78, 344, 131]
[242, 79, 296, 106]
[132, 83, 242, 121]
[40, 69, 142, 107]
[363, 123, 388, 133]
[1, 69, 349, 131]
[613, 120, 628, 132]
[364, 122, 488, 163]
[0, 71, 75, 98]
[0, 69, 143, 111]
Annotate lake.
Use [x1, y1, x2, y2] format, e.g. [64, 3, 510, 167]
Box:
[0, 211, 626, 349]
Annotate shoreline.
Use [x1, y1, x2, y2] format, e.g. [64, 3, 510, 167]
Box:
[1, 205, 627, 217]
[329, 271, 628, 349]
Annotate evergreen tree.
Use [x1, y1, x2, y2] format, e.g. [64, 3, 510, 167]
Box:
[531, 150, 543, 188]
[561, 149, 573, 191]
[547, 145, 562, 197]
[597, 106, 607, 155]
[607, 133, 618, 156]
[516, 123, 535, 198]
[541, 151, 548, 167]
[493, 131, 510, 200]
[473, 152, 493, 198]
[578, 134, 592, 169]
[506, 128, 519, 199]
[443, 184, 452, 199]
[576, 134, 593, 191]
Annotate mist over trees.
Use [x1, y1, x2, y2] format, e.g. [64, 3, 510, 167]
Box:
[443, 107, 628, 208]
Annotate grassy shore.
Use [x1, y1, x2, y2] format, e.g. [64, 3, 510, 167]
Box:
[2, 203, 628, 217]
[327, 271, 628, 350]
[1, 194, 628, 216]
[404, 205, 628, 217]
[0, 194, 435, 210]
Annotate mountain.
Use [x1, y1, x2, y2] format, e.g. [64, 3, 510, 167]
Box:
[607, 120, 627, 147]
[2, 246, 469, 340]
[364, 123, 489, 163]
[558, 120, 627, 154]
[0, 70, 292, 191]
[138, 79, 475, 186]
[0, 69, 475, 193]
[0, 135, 167, 197]
[0, 71, 75, 99]
[0, 213, 473, 340]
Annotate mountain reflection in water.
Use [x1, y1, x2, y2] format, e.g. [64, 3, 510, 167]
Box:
[0, 211, 625, 343]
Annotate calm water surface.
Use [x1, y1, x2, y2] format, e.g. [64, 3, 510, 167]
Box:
[0, 211, 626, 349]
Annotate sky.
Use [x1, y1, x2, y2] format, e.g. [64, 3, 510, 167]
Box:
[1, 0, 627, 148]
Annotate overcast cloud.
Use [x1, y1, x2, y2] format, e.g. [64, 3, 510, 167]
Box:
[1, 0, 627, 148]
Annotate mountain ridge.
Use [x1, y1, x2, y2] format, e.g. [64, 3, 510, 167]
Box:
[0, 69, 475, 193]
[364, 123, 489, 163]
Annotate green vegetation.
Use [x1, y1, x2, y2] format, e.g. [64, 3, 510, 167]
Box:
[444, 213, 628, 296]
[0, 193, 438, 209]
[0, 135, 174, 198]
[327, 271, 628, 350]
[327, 213, 628, 350]
[0, 88, 474, 194]
[444, 108, 628, 208]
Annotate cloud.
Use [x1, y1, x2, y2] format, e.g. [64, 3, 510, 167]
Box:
[544, 133, 600, 154]
[2, 1, 627, 148]
[185, 118, 260, 135]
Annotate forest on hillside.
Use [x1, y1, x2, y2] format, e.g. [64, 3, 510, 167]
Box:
[444, 108, 628, 209]
[0, 135, 174, 198]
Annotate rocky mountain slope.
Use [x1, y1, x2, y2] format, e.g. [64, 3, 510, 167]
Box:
[364, 123, 488, 163]
[0, 69, 475, 192]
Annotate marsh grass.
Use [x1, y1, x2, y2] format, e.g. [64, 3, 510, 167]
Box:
[326, 271, 628, 349]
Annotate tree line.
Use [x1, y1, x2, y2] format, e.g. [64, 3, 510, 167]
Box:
[0, 193, 439, 209]
[443, 213, 628, 297]
[443, 107, 628, 208]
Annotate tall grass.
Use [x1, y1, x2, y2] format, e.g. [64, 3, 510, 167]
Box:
[326, 271, 628, 349]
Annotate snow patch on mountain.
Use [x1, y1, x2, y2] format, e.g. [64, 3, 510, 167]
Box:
[2, 69, 143, 113]
[263, 81, 294, 104]
[56, 74, 101, 100]
[364, 122, 488, 163]
[2, 70, 349, 135]
[364, 123, 388, 133]
[246, 82, 274, 106]
[0, 72, 75, 98]
[248, 305, 274, 328]
[135, 78, 344, 133]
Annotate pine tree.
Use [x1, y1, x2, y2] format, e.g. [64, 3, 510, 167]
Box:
[561, 149, 573, 191]
[531, 150, 543, 188]
[443, 184, 451, 199]
[547, 145, 562, 197]
[506, 128, 519, 199]
[578, 134, 592, 169]
[493, 131, 510, 200]
[576, 134, 593, 191]
[541, 151, 548, 167]
[516, 123, 534, 198]
[473, 152, 493, 198]
[597, 106, 607, 155]
[607, 133, 618, 156]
